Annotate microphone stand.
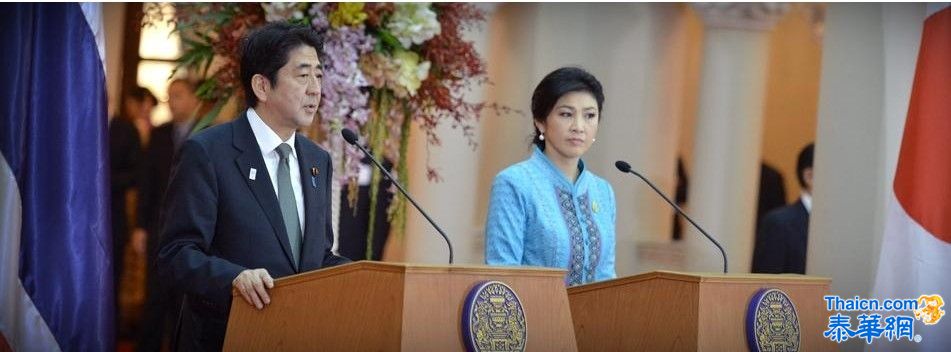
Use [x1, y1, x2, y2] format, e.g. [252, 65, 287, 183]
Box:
[342, 129, 454, 264]
[616, 161, 728, 273]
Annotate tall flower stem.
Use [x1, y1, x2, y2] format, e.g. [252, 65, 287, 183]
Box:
[365, 90, 390, 260]
[388, 102, 412, 241]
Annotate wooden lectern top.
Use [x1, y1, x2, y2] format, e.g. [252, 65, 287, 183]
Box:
[266, 261, 568, 289]
[225, 261, 578, 351]
[568, 270, 831, 294]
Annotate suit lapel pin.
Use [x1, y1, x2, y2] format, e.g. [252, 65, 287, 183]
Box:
[310, 166, 319, 188]
[249, 167, 257, 181]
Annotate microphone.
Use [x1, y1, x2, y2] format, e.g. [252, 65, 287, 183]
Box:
[614, 160, 728, 273]
[341, 128, 454, 264]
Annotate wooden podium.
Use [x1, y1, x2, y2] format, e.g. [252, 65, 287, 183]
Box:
[567, 271, 835, 351]
[223, 261, 578, 351]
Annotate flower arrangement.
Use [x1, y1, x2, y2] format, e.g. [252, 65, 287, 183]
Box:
[146, 3, 499, 259]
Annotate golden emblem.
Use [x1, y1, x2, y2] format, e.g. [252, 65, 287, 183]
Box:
[462, 281, 527, 352]
[747, 288, 800, 352]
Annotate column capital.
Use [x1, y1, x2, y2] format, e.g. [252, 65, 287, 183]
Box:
[795, 3, 826, 42]
[692, 3, 790, 31]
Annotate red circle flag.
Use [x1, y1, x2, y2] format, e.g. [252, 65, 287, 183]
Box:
[893, 7, 951, 243]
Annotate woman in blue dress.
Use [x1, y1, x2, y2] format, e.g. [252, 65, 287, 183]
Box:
[485, 67, 616, 286]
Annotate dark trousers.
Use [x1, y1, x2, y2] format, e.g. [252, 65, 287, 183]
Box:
[111, 200, 129, 338]
[137, 236, 181, 352]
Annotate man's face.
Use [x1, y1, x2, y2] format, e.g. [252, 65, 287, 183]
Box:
[124, 97, 155, 122]
[803, 167, 814, 193]
[259, 45, 322, 132]
[168, 81, 199, 123]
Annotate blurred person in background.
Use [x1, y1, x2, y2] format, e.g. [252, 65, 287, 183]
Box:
[109, 85, 156, 338]
[752, 143, 815, 274]
[135, 78, 201, 351]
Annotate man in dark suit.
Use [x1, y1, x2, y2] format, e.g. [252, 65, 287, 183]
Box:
[751, 143, 814, 274]
[158, 22, 350, 351]
[108, 86, 155, 338]
[136, 78, 199, 351]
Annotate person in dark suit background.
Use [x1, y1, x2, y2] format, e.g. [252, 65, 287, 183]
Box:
[671, 158, 688, 240]
[109, 86, 155, 338]
[158, 22, 350, 351]
[756, 162, 787, 230]
[671, 159, 788, 241]
[135, 78, 200, 351]
[751, 143, 814, 274]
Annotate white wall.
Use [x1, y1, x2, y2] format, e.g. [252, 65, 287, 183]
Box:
[103, 3, 126, 118]
[810, 0, 923, 302]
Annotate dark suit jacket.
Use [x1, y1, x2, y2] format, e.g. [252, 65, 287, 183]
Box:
[756, 163, 787, 230]
[108, 117, 141, 291]
[109, 117, 141, 242]
[158, 112, 350, 351]
[751, 200, 809, 274]
[138, 122, 177, 261]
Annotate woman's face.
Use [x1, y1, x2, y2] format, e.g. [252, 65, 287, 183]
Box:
[536, 90, 600, 161]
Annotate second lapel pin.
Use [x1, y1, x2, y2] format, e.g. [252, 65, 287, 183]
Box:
[311, 167, 319, 188]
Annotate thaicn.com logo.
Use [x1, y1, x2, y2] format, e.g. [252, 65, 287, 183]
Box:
[823, 294, 945, 344]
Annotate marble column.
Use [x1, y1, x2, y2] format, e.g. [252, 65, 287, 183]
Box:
[685, 3, 788, 272]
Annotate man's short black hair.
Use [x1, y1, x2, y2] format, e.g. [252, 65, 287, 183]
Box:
[127, 85, 156, 105]
[796, 143, 815, 188]
[239, 22, 323, 108]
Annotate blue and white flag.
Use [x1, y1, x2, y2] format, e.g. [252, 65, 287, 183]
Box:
[0, 3, 113, 351]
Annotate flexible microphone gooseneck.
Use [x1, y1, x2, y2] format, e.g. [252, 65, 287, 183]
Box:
[615, 160, 728, 273]
[341, 128, 454, 264]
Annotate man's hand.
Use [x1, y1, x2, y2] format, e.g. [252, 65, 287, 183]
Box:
[232, 269, 274, 310]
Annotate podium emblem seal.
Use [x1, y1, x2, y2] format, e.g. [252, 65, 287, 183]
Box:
[462, 281, 527, 352]
[747, 288, 801, 352]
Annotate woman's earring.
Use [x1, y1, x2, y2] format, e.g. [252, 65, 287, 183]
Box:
[539, 134, 545, 141]
[592, 138, 596, 142]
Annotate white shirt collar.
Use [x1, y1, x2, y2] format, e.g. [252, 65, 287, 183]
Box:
[801, 192, 812, 213]
[247, 108, 296, 156]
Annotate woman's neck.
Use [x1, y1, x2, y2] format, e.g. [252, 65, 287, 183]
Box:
[544, 149, 580, 183]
